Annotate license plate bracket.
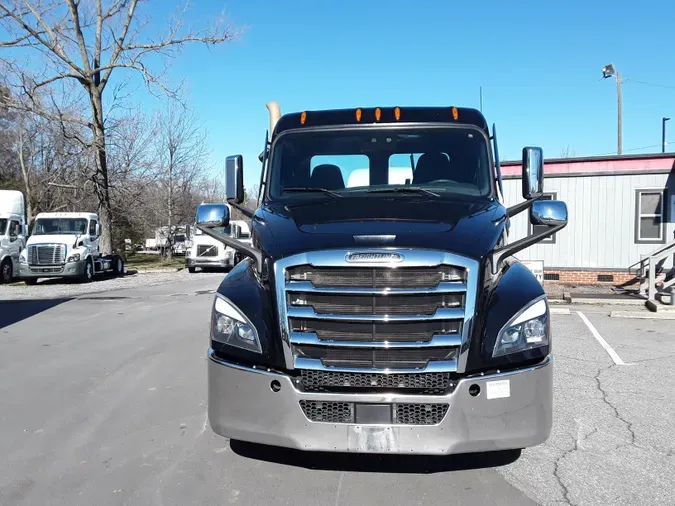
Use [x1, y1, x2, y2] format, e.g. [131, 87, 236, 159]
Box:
[354, 403, 392, 424]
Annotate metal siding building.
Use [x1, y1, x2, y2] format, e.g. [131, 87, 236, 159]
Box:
[500, 154, 675, 276]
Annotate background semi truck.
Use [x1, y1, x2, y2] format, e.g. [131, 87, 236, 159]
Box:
[197, 102, 569, 456]
[19, 211, 125, 284]
[0, 189, 27, 284]
[185, 204, 251, 273]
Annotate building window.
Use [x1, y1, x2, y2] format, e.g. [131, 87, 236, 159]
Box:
[635, 189, 666, 244]
[529, 192, 557, 244]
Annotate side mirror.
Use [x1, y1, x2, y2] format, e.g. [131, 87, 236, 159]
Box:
[530, 199, 568, 227]
[196, 203, 230, 229]
[225, 155, 245, 204]
[95, 223, 100, 237]
[522, 147, 544, 199]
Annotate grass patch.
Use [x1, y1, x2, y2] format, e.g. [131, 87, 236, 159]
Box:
[123, 253, 184, 270]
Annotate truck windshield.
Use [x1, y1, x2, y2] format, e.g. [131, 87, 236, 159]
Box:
[0, 218, 7, 235]
[33, 218, 88, 235]
[268, 126, 492, 199]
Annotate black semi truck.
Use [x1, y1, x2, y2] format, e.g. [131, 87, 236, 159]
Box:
[197, 103, 568, 455]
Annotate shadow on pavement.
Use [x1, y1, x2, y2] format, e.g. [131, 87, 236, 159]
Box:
[230, 440, 521, 473]
[0, 298, 72, 329]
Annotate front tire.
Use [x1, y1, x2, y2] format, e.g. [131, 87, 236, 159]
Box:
[24, 277, 38, 286]
[0, 259, 13, 284]
[81, 257, 94, 283]
[188, 267, 196, 273]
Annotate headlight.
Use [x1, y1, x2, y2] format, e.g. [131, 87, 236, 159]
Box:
[493, 296, 549, 358]
[211, 294, 261, 353]
[67, 253, 81, 262]
[19, 253, 27, 264]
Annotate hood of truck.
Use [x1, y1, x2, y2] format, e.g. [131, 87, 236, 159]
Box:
[26, 234, 79, 247]
[254, 196, 507, 261]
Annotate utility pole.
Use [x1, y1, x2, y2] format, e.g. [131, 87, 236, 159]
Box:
[616, 72, 622, 155]
[663, 117, 670, 153]
[602, 64, 622, 155]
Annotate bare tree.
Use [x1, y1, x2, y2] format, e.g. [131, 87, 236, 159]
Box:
[559, 145, 577, 158]
[153, 101, 209, 259]
[0, 0, 238, 254]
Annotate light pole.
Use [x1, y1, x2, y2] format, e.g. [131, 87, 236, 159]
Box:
[663, 117, 670, 153]
[602, 63, 622, 155]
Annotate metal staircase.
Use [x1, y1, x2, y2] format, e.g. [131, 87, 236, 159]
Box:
[634, 238, 675, 304]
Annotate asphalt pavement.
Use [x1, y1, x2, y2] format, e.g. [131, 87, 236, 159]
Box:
[1, 277, 674, 506]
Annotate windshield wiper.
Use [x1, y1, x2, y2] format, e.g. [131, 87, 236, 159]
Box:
[368, 187, 440, 197]
[283, 187, 343, 198]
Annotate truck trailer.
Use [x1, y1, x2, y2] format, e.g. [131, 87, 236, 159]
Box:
[198, 103, 568, 456]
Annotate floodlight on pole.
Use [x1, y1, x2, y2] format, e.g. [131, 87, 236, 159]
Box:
[602, 63, 622, 155]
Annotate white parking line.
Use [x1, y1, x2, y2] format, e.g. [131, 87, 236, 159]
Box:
[577, 311, 628, 366]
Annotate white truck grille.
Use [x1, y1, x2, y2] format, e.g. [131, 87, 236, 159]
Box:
[28, 244, 66, 266]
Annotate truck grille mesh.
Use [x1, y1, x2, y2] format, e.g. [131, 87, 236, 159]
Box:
[287, 292, 463, 315]
[197, 244, 218, 257]
[28, 244, 65, 265]
[299, 400, 449, 425]
[294, 345, 457, 369]
[298, 370, 455, 395]
[289, 319, 461, 342]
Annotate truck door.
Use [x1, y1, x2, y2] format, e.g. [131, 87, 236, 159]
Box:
[8, 220, 23, 274]
[87, 219, 100, 256]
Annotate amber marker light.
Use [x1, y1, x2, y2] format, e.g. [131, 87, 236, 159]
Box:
[375, 108, 382, 121]
[355, 108, 362, 122]
[300, 111, 307, 124]
[394, 107, 401, 120]
[452, 107, 459, 120]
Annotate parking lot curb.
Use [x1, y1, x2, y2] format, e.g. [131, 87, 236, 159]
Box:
[610, 310, 675, 320]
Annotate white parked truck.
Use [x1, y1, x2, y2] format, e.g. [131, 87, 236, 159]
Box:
[185, 203, 241, 273]
[0, 189, 27, 284]
[19, 212, 125, 284]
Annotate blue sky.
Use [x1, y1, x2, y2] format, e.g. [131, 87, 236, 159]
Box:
[6, 0, 675, 191]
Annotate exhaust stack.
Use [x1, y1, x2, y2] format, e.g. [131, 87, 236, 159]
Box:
[266, 101, 281, 135]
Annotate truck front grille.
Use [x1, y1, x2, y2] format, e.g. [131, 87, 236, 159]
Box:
[197, 244, 218, 257]
[28, 244, 66, 265]
[299, 400, 449, 425]
[298, 370, 456, 395]
[275, 249, 478, 383]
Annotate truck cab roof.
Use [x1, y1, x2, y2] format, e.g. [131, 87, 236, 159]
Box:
[35, 212, 98, 220]
[272, 106, 489, 138]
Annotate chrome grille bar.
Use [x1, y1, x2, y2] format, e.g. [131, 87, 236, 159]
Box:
[285, 281, 468, 294]
[289, 332, 462, 348]
[274, 249, 479, 374]
[287, 307, 465, 321]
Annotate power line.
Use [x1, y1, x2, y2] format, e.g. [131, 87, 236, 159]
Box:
[594, 142, 673, 157]
[625, 79, 675, 90]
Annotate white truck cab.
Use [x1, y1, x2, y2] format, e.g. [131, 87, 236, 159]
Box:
[186, 203, 238, 273]
[19, 211, 124, 284]
[0, 190, 27, 284]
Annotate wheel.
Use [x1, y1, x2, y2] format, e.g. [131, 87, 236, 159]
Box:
[188, 267, 196, 273]
[81, 257, 94, 283]
[0, 259, 13, 284]
[113, 256, 124, 276]
[24, 277, 38, 285]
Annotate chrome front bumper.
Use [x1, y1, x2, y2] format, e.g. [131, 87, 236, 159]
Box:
[186, 257, 233, 268]
[20, 260, 85, 278]
[208, 351, 553, 455]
